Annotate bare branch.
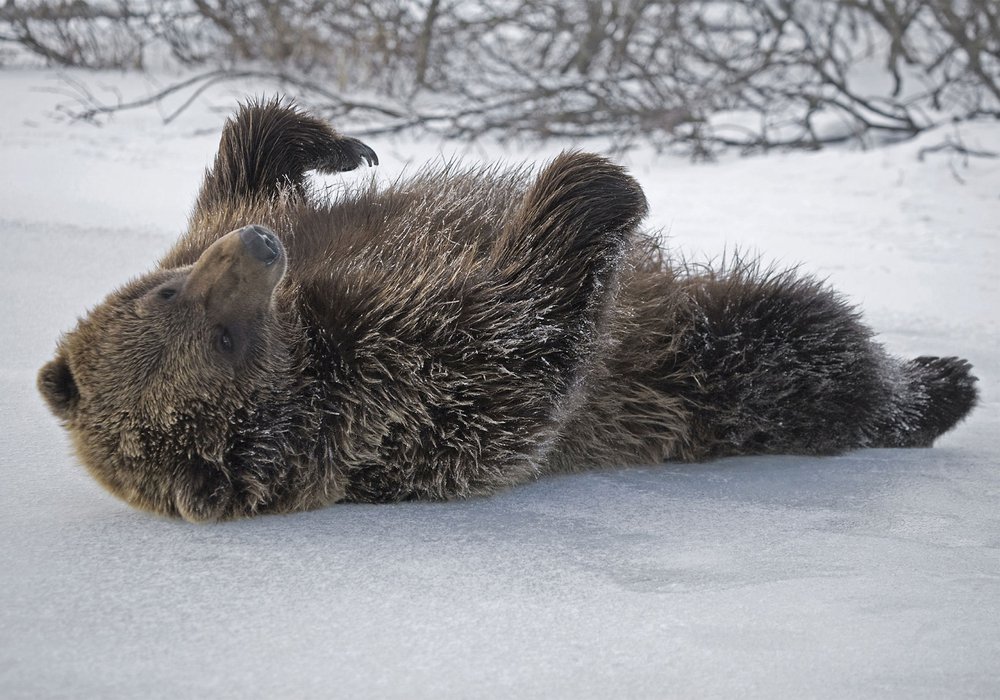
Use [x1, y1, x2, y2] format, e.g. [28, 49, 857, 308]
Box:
[4, 0, 997, 154]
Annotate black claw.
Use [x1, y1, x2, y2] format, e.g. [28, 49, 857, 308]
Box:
[359, 142, 379, 167]
[339, 137, 378, 170]
[345, 137, 378, 168]
[312, 137, 379, 173]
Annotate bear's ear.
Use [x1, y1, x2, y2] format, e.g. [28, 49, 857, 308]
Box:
[38, 354, 79, 419]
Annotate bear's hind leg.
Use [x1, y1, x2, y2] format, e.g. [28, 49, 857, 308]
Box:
[682, 266, 976, 455]
[490, 151, 649, 391]
[682, 268, 979, 456]
[872, 356, 979, 447]
[338, 152, 651, 501]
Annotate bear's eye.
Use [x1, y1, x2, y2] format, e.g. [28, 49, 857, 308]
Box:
[216, 327, 234, 354]
[158, 288, 177, 301]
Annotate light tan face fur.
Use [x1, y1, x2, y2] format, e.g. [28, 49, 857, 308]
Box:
[38, 227, 289, 520]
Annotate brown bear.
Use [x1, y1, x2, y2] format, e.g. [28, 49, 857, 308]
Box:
[38, 99, 979, 522]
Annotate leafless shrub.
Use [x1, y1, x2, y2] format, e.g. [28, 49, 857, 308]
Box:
[3, 0, 998, 153]
[0, 1, 153, 68]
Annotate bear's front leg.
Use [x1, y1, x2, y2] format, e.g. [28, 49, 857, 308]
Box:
[194, 97, 377, 211]
[162, 99, 377, 267]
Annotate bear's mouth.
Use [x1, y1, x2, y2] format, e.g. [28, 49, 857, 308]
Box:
[239, 225, 283, 266]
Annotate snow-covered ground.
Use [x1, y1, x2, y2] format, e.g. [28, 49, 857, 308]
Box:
[1, 70, 998, 698]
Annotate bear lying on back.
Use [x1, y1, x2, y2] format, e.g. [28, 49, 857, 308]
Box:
[38, 99, 979, 521]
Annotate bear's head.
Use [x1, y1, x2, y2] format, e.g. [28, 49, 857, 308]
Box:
[37, 225, 308, 521]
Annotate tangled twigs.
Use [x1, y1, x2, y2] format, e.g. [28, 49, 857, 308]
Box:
[917, 139, 1000, 162]
[7, 1, 998, 154]
[917, 132, 1000, 184]
[51, 69, 411, 127]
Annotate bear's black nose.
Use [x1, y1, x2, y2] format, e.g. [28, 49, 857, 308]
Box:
[239, 225, 281, 265]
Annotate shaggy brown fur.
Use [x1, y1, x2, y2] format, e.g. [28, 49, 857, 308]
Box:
[38, 99, 979, 521]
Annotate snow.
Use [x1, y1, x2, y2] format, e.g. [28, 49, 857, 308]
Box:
[1, 69, 998, 698]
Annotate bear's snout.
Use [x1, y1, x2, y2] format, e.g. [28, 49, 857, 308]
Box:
[239, 225, 282, 265]
[185, 225, 287, 315]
